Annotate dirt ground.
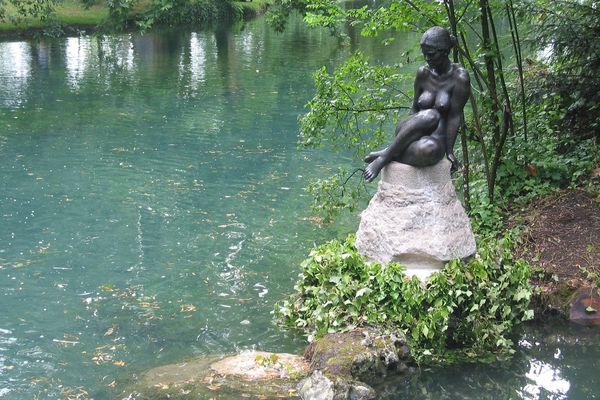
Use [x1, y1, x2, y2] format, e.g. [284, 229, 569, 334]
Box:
[517, 188, 599, 282]
[512, 188, 599, 320]
[511, 188, 599, 323]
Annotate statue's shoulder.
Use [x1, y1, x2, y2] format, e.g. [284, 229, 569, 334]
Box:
[453, 64, 470, 84]
[416, 65, 430, 79]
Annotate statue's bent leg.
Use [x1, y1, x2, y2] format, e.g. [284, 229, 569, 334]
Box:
[399, 136, 445, 167]
[364, 147, 387, 163]
[363, 109, 440, 182]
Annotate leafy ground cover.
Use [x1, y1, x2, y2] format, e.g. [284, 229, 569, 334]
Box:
[275, 234, 533, 365]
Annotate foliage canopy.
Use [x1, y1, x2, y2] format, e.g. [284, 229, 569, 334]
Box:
[269, 0, 599, 224]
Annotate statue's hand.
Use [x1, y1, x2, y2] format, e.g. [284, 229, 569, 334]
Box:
[447, 153, 460, 173]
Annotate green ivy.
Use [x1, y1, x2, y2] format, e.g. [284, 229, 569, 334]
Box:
[275, 233, 533, 365]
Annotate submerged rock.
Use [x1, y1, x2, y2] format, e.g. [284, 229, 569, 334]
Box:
[355, 159, 476, 280]
[297, 370, 377, 400]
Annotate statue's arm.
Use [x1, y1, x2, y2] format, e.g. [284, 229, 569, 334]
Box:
[410, 67, 427, 115]
[445, 68, 470, 171]
[394, 67, 425, 137]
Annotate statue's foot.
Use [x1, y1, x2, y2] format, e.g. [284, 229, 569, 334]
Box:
[363, 156, 387, 182]
[363, 149, 385, 163]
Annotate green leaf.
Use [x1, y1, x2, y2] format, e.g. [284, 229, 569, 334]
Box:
[356, 287, 372, 298]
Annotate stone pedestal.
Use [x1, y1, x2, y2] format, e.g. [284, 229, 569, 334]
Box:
[355, 159, 476, 281]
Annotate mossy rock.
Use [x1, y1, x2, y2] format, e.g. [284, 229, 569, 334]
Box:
[121, 351, 309, 399]
[531, 279, 582, 319]
[304, 328, 409, 384]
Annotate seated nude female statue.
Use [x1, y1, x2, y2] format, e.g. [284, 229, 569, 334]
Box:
[363, 26, 470, 182]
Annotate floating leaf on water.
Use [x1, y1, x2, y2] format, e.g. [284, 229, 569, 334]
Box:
[37, 246, 49, 254]
[113, 360, 126, 367]
[138, 300, 160, 309]
[92, 350, 113, 365]
[153, 383, 170, 390]
[180, 304, 196, 312]
[99, 284, 115, 292]
[207, 383, 222, 391]
[60, 386, 89, 400]
[53, 339, 80, 347]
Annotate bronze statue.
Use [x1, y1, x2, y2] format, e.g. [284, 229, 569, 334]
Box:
[363, 26, 470, 182]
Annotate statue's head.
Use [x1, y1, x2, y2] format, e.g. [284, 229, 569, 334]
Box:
[420, 26, 456, 51]
[420, 27, 456, 68]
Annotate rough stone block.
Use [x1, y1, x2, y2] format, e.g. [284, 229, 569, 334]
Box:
[355, 159, 476, 280]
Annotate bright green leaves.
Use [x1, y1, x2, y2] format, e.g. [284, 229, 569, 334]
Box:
[300, 52, 413, 222]
[0, 0, 58, 23]
[275, 232, 534, 365]
[305, 167, 367, 223]
[303, 0, 344, 32]
[300, 51, 411, 155]
[346, 1, 444, 38]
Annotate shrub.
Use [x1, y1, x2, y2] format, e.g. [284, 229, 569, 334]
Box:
[275, 233, 533, 364]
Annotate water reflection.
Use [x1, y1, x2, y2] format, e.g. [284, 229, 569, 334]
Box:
[376, 322, 600, 400]
[185, 32, 209, 86]
[523, 359, 570, 399]
[99, 34, 135, 72]
[0, 17, 355, 399]
[65, 37, 90, 89]
[0, 42, 30, 107]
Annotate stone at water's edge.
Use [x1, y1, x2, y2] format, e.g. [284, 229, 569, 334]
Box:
[297, 370, 377, 400]
[122, 329, 411, 399]
[298, 328, 410, 400]
[356, 159, 476, 280]
[122, 351, 309, 399]
[570, 287, 600, 325]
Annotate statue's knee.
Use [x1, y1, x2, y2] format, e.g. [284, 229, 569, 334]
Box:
[418, 109, 441, 129]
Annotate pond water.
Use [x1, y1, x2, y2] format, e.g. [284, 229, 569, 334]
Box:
[0, 13, 598, 400]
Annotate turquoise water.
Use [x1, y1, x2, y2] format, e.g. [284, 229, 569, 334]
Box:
[0, 14, 598, 400]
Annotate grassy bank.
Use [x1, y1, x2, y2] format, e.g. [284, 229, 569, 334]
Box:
[0, 0, 273, 36]
[0, 0, 106, 33]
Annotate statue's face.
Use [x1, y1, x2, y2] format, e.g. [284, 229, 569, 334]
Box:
[421, 44, 449, 69]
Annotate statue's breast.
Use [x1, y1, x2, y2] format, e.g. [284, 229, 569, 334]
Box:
[434, 90, 451, 112]
[417, 91, 435, 109]
[418, 89, 452, 113]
